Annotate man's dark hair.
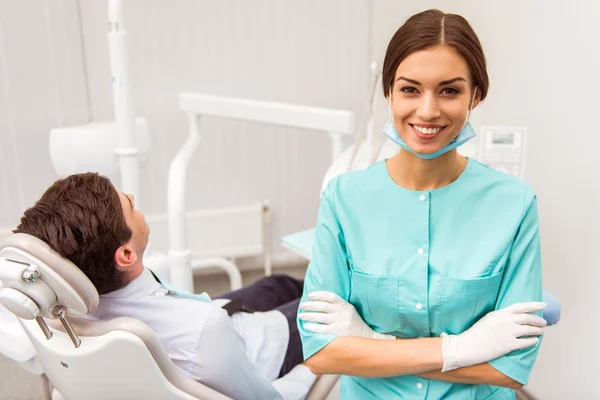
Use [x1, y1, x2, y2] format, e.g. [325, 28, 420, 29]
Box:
[14, 173, 132, 294]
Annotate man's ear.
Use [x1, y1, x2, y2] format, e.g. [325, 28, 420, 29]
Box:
[114, 243, 138, 271]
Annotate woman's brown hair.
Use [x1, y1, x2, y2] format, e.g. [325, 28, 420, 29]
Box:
[382, 9, 489, 101]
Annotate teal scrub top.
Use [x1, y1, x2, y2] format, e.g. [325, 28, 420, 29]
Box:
[298, 158, 543, 400]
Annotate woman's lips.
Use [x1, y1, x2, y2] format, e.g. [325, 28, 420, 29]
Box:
[410, 124, 446, 140]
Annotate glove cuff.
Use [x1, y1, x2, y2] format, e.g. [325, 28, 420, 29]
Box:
[441, 333, 462, 372]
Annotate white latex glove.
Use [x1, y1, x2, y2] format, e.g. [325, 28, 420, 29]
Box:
[298, 291, 395, 340]
[442, 302, 547, 372]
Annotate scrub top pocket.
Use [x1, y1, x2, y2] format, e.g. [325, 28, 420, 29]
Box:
[437, 270, 504, 335]
[472, 385, 515, 400]
[349, 269, 402, 334]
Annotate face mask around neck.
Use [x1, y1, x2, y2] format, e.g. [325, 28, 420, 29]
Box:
[384, 90, 477, 160]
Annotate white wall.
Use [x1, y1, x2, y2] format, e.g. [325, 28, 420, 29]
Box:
[372, 1, 599, 398]
[0, 0, 372, 257]
[0, 0, 90, 230]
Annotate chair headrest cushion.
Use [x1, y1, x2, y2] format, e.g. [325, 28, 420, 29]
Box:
[0, 234, 99, 315]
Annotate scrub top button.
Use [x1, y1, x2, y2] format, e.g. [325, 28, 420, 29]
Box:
[418, 248, 424, 255]
[419, 194, 426, 201]
[417, 383, 423, 389]
[416, 303, 423, 310]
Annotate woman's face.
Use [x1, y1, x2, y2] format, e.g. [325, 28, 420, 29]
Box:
[389, 44, 480, 156]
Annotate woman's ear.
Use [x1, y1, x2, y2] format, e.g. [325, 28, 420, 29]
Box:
[386, 87, 393, 106]
[470, 87, 482, 110]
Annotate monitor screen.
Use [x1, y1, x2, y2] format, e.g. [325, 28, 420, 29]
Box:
[492, 131, 515, 145]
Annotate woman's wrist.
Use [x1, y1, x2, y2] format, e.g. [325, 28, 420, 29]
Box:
[413, 337, 445, 371]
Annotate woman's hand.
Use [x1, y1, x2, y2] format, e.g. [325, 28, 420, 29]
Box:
[299, 291, 545, 373]
[299, 291, 395, 340]
[442, 302, 547, 372]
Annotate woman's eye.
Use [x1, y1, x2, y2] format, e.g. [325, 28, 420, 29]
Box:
[441, 87, 461, 95]
[400, 86, 418, 94]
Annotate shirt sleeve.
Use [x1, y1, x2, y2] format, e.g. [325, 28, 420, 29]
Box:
[272, 364, 317, 400]
[190, 306, 311, 400]
[298, 182, 352, 360]
[488, 186, 544, 385]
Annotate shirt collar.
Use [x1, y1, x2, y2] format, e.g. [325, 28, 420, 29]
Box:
[101, 267, 161, 299]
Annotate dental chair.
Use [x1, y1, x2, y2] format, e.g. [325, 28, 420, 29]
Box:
[0, 233, 338, 400]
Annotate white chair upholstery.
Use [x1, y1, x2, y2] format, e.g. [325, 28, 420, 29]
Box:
[0, 233, 338, 400]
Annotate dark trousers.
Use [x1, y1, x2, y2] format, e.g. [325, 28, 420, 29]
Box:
[215, 274, 304, 378]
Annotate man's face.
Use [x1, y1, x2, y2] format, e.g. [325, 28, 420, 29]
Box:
[118, 190, 150, 256]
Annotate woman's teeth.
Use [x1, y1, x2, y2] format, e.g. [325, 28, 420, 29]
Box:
[413, 125, 443, 135]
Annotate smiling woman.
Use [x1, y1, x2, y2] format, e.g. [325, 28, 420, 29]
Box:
[298, 8, 545, 400]
[383, 44, 480, 162]
[382, 9, 487, 168]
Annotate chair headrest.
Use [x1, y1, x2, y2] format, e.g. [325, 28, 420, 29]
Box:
[0, 233, 99, 319]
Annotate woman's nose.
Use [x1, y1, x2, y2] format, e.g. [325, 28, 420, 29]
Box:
[416, 94, 441, 121]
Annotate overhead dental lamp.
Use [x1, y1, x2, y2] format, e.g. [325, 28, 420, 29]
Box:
[49, 117, 151, 179]
[49, 0, 148, 204]
[48, 0, 169, 282]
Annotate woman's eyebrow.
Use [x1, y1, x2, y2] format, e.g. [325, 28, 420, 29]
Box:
[396, 76, 421, 85]
[439, 77, 466, 85]
[395, 76, 466, 86]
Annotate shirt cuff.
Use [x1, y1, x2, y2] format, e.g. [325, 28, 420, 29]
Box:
[488, 356, 532, 385]
[272, 364, 317, 400]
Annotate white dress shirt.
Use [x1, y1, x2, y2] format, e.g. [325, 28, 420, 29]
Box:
[86, 267, 316, 400]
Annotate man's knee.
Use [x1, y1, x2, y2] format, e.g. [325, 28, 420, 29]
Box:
[254, 273, 302, 287]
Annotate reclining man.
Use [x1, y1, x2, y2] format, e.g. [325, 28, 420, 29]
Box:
[14, 172, 316, 400]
